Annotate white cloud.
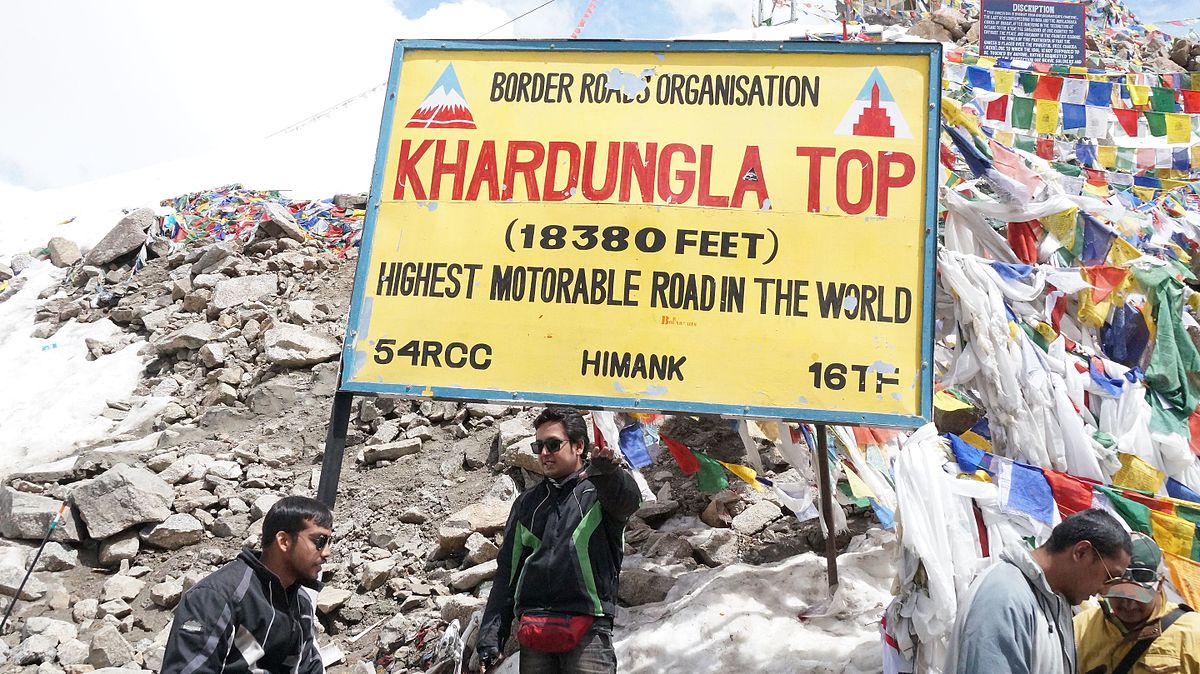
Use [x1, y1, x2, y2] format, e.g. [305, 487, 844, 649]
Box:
[663, 0, 752, 36]
[0, 0, 512, 189]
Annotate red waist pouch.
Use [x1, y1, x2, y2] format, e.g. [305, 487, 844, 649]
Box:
[516, 612, 594, 654]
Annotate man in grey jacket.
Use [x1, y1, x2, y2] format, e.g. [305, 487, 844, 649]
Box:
[945, 509, 1132, 674]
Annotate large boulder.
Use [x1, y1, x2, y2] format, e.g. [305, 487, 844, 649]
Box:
[155, 322, 216, 353]
[263, 323, 340, 367]
[260, 202, 307, 242]
[72, 463, 174, 539]
[47, 237, 81, 268]
[449, 559, 498, 591]
[98, 530, 140, 566]
[84, 209, 156, 266]
[731, 501, 782, 535]
[0, 565, 46, 600]
[0, 488, 82, 542]
[102, 574, 146, 603]
[363, 438, 422, 464]
[687, 528, 739, 567]
[140, 513, 204, 550]
[211, 274, 278, 311]
[617, 567, 675, 606]
[87, 624, 135, 668]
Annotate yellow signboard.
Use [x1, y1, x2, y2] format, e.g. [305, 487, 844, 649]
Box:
[341, 40, 940, 426]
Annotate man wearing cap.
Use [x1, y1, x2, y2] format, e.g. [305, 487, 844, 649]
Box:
[1075, 533, 1200, 674]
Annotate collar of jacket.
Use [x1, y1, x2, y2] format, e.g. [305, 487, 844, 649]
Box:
[546, 462, 591, 491]
[237, 548, 322, 595]
[1001, 541, 1058, 600]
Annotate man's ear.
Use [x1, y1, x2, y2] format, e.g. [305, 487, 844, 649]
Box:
[275, 530, 293, 553]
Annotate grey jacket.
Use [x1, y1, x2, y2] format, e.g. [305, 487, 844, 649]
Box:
[944, 541, 1075, 674]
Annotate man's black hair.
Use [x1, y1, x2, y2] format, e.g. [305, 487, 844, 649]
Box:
[533, 406, 591, 457]
[262, 496, 334, 551]
[1045, 508, 1131, 558]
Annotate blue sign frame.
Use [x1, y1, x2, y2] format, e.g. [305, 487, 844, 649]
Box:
[338, 39, 941, 428]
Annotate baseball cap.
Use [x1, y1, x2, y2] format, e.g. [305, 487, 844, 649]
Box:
[1104, 533, 1162, 604]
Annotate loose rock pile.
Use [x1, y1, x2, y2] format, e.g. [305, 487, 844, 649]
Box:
[0, 202, 862, 673]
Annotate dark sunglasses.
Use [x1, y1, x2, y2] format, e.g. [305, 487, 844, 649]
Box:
[310, 533, 332, 550]
[1106, 567, 1158, 585]
[530, 437, 570, 455]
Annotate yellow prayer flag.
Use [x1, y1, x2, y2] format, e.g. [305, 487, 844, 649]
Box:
[942, 97, 981, 136]
[1069, 66, 1088, 76]
[841, 461, 876, 500]
[1164, 551, 1200, 611]
[1152, 511, 1196, 559]
[1167, 113, 1192, 144]
[1040, 207, 1079, 250]
[1035, 99, 1060, 134]
[1077, 289, 1112, 327]
[992, 69, 1015, 95]
[1082, 182, 1110, 199]
[1129, 82, 1151, 106]
[752, 421, 779, 443]
[960, 430, 993, 452]
[977, 56, 997, 68]
[1192, 144, 1200, 168]
[935, 389, 973, 412]
[1113, 452, 1166, 493]
[1133, 186, 1158, 203]
[718, 460, 764, 492]
[995, 129, 1015, 147]
[1104, 236, 1142, 265]
[1035, 322, 1059, 344]
[1097, 145, 1117, 168]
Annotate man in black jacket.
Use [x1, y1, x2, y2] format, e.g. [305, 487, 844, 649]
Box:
[161, 495, 333, 674]
[478, 407, 641, 673]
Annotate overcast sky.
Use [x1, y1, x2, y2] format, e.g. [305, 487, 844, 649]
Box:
[0, 0, 744, 191]
[1, 0, 1193, 191]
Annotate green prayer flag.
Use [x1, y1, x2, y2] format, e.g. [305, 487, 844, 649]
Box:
[1117, 147, 1136, 171]
[1012, 96, 1034, 130]
[1019, 72, 1039, 95]
[1134, 264, 1200, 415]
[1053, 162, 1083, 177]
[1150, 86, 1178, 113]
[1144, 111, 1167, 137]
[694, 451, 729, 493]
[1095, 485, 1153, 535]
[1015, 134, 1036, 152]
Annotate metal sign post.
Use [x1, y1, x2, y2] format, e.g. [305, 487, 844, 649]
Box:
[815, 424, 840, 589]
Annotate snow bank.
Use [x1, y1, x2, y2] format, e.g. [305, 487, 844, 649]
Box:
[0, 261, 149, 478]
[616, 528, 895, 674]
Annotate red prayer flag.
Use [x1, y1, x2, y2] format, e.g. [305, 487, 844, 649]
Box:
[1114, 108, 1141, 136]
[1189, 407, 1200, 457]
[1122, 490, 1175, 514]
[1043, 469, 1095, 518]
[1183, 90, 1200, 114]
[986, 95, 1009, 121]
[1033, 76, 1064, 101]
[1084, 265, 1128, 302]
[1008, 220, 1040, 264]
[1036, 138, 1056, 160]
[662, 436, 701, 475]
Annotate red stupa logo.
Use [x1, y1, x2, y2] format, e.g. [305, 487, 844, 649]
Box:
[406, 64, 476, 129]
[834, 68, 911, 139]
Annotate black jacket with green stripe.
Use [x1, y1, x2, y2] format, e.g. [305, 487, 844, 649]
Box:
[478, 459, 641, 656]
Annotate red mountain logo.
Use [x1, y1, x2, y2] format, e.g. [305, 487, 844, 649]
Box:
[834, 68, 911, 139]
[406, 64, 476, 129]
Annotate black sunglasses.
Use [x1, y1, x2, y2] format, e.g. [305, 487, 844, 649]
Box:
[310, 533, 332, 550]
[530, 437, 570, 455]
[1106, 567, 1158, 585]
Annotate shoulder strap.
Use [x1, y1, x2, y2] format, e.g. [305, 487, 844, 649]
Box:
[1112, 607, 1190, 674]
